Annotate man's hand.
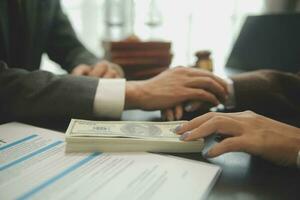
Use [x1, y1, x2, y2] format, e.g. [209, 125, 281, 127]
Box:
[162, 105, 184, 121]
[160, 68, 228, 121]
[72, 60, 124, 78]
[161, 101, 212, 121]
[175, 111, 300, 166]
[125, 67, 228, 110]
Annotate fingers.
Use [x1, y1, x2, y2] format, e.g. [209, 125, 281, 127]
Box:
[176, 112, 215, 134]
[206, 137, 244, 157]
[161, 105, 183, 121]
[175, 105, 183, 120]
[89, 63, 108, 77]
[87, 62, 121, 78]
[71, 63, 113, 77]
[180, 116, 241, 141]
[169, 67, 229, 97]
[186, 88, 220, 106]
[211, 75, 229, 94]
[187, 77, 227, 102]
[177, 111, 248, 134]
[109, 63, 124, 78]
[186, 68, 229, 94]
[103, 70, 118, 78]
[175, 112, 244, 138]
[71, 65, 91, 76]
[165, 109, 175, 121]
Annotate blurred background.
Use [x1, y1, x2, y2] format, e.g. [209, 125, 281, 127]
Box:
[41, 0, 300, 76]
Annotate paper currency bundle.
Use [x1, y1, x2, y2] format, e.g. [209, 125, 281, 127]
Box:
[65, 119, 204, 153]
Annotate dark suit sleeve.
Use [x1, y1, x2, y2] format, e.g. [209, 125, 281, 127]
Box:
[231, 70, 300, 120]
[0, 61, 98, 124]
[45, 1, 99, 72]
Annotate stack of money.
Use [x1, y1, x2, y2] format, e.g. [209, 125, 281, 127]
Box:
[65, 119, 204, 153]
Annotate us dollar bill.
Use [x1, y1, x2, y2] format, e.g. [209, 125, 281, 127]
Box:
[65, 119, 204, 153]
[66, 119, 186, 139]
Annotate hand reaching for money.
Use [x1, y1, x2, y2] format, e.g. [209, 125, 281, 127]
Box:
[158, 69, 228, 121]
[175, 111, 300, 166]
[125, 67, 229, 111]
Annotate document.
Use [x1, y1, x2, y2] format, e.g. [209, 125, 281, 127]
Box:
[0, 122, 221, 200]
[66, 119, 204, 153]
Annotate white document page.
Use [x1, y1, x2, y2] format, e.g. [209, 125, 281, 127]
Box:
[0, 122, 221, 200]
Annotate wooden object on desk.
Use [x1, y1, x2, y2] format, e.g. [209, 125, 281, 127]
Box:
[103, 37, 172, 80]
[194, 50, 213, 72]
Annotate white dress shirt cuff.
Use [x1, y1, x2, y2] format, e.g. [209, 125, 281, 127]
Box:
[93, 79, 126, 119]
[297, 151, 300, 169]
[224, 78, 236, 109]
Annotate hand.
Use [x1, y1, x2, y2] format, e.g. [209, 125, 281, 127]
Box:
[161, 105, 184, 121]
[125, 67, 229, 110]
[71, 60, 124, 78]
[175, 111, 300, 166]
[161, 101, 212, 121]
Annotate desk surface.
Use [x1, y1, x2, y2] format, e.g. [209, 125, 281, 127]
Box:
[121, 110, 300, 200]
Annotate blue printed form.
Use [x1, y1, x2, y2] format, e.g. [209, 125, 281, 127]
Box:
[0, 125, 102, 200]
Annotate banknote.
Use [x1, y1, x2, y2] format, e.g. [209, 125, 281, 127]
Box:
[66, 119, 186, 139]
[65, 119, 204, 153]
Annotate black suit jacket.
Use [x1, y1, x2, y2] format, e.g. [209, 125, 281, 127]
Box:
[0, 0, 98, 71]
[231, 70, 300, 126]
[0, 0, 101, 126]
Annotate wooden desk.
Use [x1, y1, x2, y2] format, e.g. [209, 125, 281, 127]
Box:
[121, 110, 300, 200]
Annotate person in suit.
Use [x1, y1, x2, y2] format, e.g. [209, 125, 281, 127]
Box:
[0, 0, 122, 78]
[173, 70, 300, 167]
[0, 62, 228, 124]
[0, 0, 229, 125]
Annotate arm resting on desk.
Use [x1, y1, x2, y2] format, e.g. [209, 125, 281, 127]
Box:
[0, 62, 98, 122]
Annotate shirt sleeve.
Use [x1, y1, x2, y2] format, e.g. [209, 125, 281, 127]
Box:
[224, 78, 236, 109]
[297, 151, 300, 169]
[93, 79, 126, 119]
